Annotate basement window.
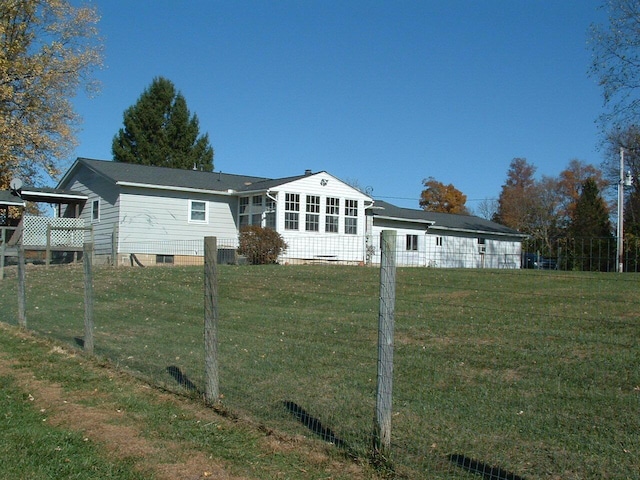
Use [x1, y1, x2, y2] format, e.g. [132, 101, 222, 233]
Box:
[156, 254, 174, 264]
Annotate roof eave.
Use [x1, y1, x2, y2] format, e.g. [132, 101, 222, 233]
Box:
[116, 181, 236, 196]
[428, 225, 526, 238]
[374, 215, 435, 225]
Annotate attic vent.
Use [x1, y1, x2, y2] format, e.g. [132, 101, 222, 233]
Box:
[305, 169, 312, 176]
[244, 182, 252, 186]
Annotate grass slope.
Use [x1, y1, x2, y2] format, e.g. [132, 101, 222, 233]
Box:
[0, 264, 638, 479]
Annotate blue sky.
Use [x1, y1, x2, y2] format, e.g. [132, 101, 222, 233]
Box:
[72, 0, 607, 211]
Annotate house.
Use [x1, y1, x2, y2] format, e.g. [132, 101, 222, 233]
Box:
[368, 201, 526, 268]
[56, 158, 373, 265]
[3, 157, 524, 268]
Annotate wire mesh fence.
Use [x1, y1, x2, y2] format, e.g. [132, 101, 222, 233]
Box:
[1, 234, 638, 478]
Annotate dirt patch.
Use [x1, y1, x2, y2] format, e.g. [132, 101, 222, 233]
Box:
[0, 351, 243, 480]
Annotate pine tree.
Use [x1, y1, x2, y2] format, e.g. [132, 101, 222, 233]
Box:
[112, 77, 214, 171]
[568, 178, 613, 271]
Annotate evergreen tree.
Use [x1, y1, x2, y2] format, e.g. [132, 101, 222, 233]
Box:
[112, 77, 214, 171]
[568, 178, 613, 271]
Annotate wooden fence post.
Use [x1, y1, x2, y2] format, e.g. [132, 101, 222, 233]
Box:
[17, 240, 26, 328]
[204, 237, 220, 405]
[0, 228, 5, 281]
[374, 230, 396, 457]
[83, 241, 95, 354]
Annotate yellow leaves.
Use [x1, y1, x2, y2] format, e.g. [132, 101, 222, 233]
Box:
[0, 0, 102, 187]
[419, 177, 469, 214]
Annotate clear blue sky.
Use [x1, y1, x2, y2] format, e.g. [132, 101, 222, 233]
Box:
[72, 0, 607, 211]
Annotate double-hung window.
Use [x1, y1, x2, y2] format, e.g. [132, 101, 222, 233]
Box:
[344, 199, 358, 234]
[305, 195, 320, 232]
[406, 234, 418, 251]
[285, 193, 300, 230]
[325, 197, 339, 233]
[251, 195, 263, 226]
[190, 200, 207, 223]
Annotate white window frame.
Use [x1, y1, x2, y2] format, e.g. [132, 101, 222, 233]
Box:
[344, 199, 358, 235]
[285, 193, 300, 230]
[189, 200, 208, 223]
[305, 195, 320, 232]
[325, 197, 339, 233]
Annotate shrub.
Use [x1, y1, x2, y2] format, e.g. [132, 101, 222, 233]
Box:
[237, 226, 287, 264]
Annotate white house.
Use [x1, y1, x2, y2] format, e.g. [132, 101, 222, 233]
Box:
[368, 201, 526, 268]
[53, 158, 525, 267]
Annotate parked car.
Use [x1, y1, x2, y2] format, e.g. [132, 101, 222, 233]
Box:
[522, 253, 557, 270]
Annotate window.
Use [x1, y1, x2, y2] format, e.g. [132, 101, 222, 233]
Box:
[325, 197, 339, 233]
[436, 236, 443, 247]
[285, 193, 300, 230]
[345, 199, 358, 234]
[156, 254, 174, 264]
[406, 234, 418, 251]
[305, 195, 320, 232]
[477, 237, 486, 254]
[190, 200, 207, 222]
[91, 199, 100, 223]
[239, 197, 249, 226]
[251, 195, 263, 226]
[265, 197, 276, 229]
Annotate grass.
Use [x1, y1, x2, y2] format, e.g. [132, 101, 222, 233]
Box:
[0, 264, 639, 479]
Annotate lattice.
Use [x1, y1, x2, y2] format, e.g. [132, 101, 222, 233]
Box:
[22, 216, 86, 247]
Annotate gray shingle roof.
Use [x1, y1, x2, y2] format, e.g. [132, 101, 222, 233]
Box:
[66, 158, 278, 192]
[372, 200, 524, 236]
[0, 190, 25, 206]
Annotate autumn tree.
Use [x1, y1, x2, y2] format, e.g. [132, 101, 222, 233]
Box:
[557, 159, 607, 227]
[112, 77, 214, 171]
[0, 0, 102, 188]
[494, 158, 538, 231]
[419, 177, 468, 214]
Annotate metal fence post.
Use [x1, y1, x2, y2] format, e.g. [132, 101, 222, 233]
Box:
[374, 230, 396, 456]
[83, 241, 95, 354]
[204, 237, 220, 405]
[17, 240, 26, 328]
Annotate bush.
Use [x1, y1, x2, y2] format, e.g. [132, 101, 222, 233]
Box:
[237, 226, 287, 264]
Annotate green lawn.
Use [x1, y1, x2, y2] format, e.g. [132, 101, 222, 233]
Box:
[0, 264, 638, 479]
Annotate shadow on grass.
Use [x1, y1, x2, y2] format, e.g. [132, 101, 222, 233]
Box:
[283, 400, 347, 449]
[166, 365, 201, 393]
[448, 454, 525, 480]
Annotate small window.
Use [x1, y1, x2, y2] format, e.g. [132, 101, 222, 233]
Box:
[406, 234, 418, 251]
[190, 200, 207, 222]
[435, 236, 443, 247]
[91, 199, 100, 223]
[156, 254, 174, 264]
